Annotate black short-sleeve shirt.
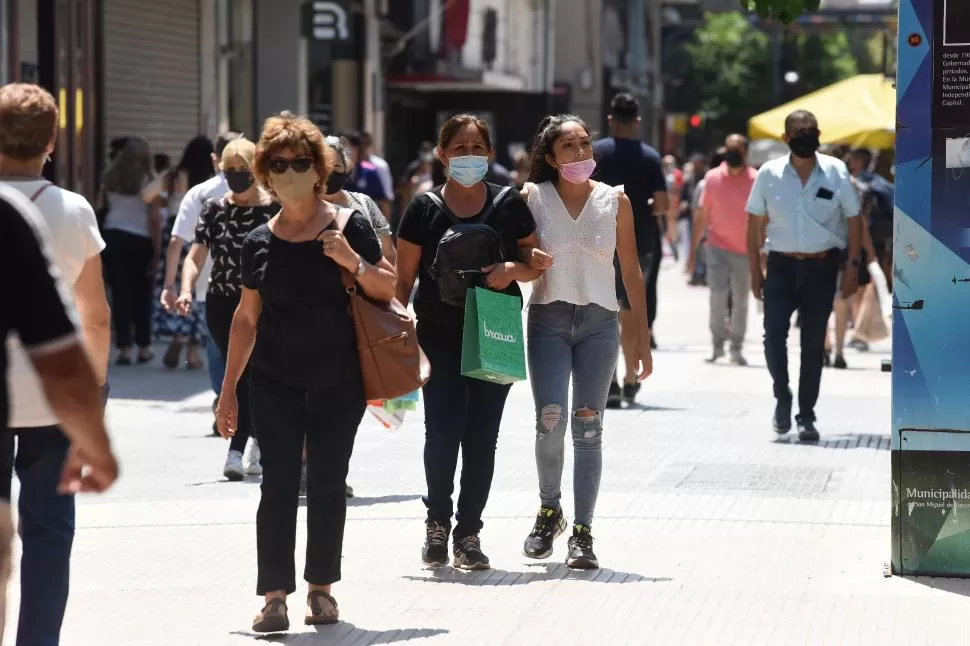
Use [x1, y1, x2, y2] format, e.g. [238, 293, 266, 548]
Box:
[195, 196, 278, 297]
[240, 211, 382, 389]
[396, 182, 536, 344]
[593, 137, 667, 254]
[0, 190, 78, 430]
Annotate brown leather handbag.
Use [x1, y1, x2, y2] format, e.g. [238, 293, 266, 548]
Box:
[335, 208, 430, 401]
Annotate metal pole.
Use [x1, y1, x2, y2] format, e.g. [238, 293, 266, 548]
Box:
[364, 0, 384, 152]
[771, 25, 781, 105]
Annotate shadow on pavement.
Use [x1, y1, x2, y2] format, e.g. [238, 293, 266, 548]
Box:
[907, 577, 970, 598]
[299, 494, 423, 508]
[231, 625, 448, 643]
[773, 433, 891, 451]
[402, 561, 671, 586]
[621, 403, 686, 412]
[107, 364, 212, 402]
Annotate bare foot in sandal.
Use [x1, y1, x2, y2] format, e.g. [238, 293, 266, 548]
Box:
[305, 590, 339, 625]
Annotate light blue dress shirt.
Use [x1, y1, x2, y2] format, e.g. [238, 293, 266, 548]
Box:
[745, 153, 860, 253]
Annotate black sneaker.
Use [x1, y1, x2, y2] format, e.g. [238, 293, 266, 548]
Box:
[823, 351, 832, 367]
[833, 354, 847, 370]
[566, 524, 599, 570]
[798, 419, 820, 443]
[421, 520, 450, 567]
[773, 401, 792, 435]
[607, 381, 622, 409]
[622, 381, 641, 405]
[453, 534, 490, 570]
[650, 335, 658, 350]
[523, 506, 567, 559]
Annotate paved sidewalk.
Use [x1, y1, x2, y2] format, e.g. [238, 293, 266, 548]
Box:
[8, 261, 958, 646]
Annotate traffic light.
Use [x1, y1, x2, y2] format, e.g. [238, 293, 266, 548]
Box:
[689, 113, 704, 128]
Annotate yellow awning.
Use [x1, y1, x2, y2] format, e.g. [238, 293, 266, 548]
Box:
[748, 74, 896, 149]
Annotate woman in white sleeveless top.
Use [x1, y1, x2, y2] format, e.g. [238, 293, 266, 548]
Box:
[519, 115, 653, 570]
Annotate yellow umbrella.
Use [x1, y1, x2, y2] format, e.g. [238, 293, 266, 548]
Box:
[748, 74, 896, 149]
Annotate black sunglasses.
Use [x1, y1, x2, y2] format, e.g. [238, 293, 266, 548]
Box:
[268, 156, 313, 174]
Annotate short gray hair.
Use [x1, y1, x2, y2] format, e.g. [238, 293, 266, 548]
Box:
[324, 135, 354, 178]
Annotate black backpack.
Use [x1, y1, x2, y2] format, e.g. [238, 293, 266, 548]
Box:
[860, 175, 894, 246]
[425, 185, 512, 307]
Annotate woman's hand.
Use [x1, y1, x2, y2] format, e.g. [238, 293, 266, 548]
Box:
[635, 332, 654, 382]
[527, 248, 554, 271]
[482, 262, 516, 290]
[175, 290, 193, 316]
[160, 286, 176, 312]
[320, 230, 361, 272]
[215, 391, 238, 440]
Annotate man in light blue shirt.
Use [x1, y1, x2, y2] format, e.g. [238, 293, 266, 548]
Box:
[746, 110, 862, 442]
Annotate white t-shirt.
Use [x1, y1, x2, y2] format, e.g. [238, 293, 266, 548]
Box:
[369, 155, 394, 202]
[5, 179, 105, 428]
[170, 174, 228, 302]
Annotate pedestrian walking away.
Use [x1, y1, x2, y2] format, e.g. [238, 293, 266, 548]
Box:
[216, 112, 396, 632]
[154, 132, 241, 433]
[150, 135, 219, 370]
[520, 114, 653, 570]
[746, 110, 862, 443]
[176, 137, 277, 481]
[695, 134, 757, 366]
[395, 113, 540, 571]
[98, 137, 160, 367]
[591, 93, 668, 407]
[0, 82, 116, 646]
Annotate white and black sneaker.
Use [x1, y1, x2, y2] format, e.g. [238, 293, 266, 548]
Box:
[453, 534, 490, 570]
[523, 506, 567, 559]
[566, 524, 599, 570]
[421, 520, 450, 568]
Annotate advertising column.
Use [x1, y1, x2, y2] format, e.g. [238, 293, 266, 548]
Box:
[892, 0, 970, 576]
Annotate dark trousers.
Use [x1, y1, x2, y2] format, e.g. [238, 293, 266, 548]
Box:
[648, 236, 662, 329]
[0, 426, 74, 646]
[206, 292, 252, 453]
[763, 250, 840, 422]
[249, 370, 365, 595]
[420, 332, 511, 538]
[103, 228, 154, 349]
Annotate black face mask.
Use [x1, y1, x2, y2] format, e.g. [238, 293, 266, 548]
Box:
[788, 133, 820, 159]
[224, 170, 255, 194]
[724, 150, 745, 168]
[325, 171, 348, 195]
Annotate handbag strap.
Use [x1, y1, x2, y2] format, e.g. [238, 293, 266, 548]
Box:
[332, 206, 359, 292]
[424, 185, 511, 226]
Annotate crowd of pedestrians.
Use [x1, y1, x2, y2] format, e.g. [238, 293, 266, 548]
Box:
[0, 79, 892, 639]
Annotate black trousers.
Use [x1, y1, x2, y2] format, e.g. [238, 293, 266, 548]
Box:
[206, 292, 252, 453]
[763, 250, 840, 422]
[102, 229, 154, 349]
[419, 331, 511, 538]
[250, 369, 365, 595]
[647, 236, 662, 329]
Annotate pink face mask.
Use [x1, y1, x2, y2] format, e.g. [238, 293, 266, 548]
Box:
[559, 157, 597, 184]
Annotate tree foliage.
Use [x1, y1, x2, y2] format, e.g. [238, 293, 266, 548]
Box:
[680, 12, 859, 147]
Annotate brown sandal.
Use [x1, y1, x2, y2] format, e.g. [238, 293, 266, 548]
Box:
[305, 590, 339, 625]
[252, 597, 289, 633]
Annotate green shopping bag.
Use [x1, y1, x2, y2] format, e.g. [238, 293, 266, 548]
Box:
[461, 287, 527, 384]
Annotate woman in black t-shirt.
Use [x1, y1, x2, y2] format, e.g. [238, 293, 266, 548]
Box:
[396, 113, 539, 571]
[216, 112, 396, 633]
[176, 137, 278, 482]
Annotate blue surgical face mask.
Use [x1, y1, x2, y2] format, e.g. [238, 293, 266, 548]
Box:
[447, 155, 489, 187]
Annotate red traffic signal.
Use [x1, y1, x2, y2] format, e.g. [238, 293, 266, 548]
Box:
[689, 114, 703, 128]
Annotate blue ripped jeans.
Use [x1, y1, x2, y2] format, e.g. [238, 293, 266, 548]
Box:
[527, 301, 619, 527]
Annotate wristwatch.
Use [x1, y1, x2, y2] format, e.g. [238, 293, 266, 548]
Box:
[354, 257, 366, 277]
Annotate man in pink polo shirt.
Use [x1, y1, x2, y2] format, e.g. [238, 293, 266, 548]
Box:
[693, 134, 757, 365]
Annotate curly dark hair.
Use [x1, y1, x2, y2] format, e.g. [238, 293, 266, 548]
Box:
[526, 114, 591, 185]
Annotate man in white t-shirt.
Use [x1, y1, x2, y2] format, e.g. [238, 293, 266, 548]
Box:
[0, 83, 114, 646]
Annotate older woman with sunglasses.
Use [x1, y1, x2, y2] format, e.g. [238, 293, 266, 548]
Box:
[217, 112, 396, 632]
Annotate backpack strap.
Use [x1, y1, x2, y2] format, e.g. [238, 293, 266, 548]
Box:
[424, 185, 511, 225]
[332, 207, 359, 291]
[28, 182, 53, 203]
